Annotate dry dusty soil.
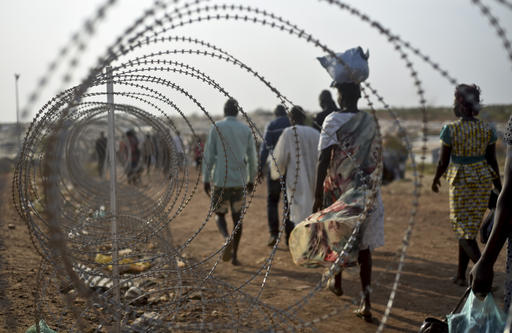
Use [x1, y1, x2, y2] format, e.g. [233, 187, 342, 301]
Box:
[0, 169, 508, 333]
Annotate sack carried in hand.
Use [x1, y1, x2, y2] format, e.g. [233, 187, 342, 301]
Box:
[317, 47, 369, 86]
[447, 290, 505, 333]
[419, 288, 470, 333]
[420, 289, 506, 333]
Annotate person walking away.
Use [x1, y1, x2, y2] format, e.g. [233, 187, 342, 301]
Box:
[270, 106, 320, 246]
[471, 113, 512, 310]
[202, 98, 257, 266]
[432, 84, 501, 287]
[259, 104, 291, 247]
[95, 132, 107, 178]
[289, 83, 384, 322]
[142, 134, 154, 175]
[151, 134, 160, 169]
[126, 129, 141, 184]
[194, 137, 204, 171]
[313, 90, 338, 131]
[172, 133, 185, 169]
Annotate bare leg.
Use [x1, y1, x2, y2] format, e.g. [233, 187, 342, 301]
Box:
[356, 249, 372, 322]
[324, 270, 343, 296]
[358, 249, 372, 308]
[460, 238, 481, 263]
[455, 240, 470, 284]
[215, 214, 229, 238]
[231, 211, 242, 266]
[334, 271, 343, 292]
[217, 213, 233, 262]
[285, 219, 295, 247]
[146, 156, 151, 174]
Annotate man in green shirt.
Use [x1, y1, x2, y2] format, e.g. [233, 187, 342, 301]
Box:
[202, 98, 257, 265]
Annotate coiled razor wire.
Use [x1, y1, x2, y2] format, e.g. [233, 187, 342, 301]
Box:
[8, 0, 512, 332]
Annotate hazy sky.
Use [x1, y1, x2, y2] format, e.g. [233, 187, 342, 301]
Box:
[1, 0, 512, 123]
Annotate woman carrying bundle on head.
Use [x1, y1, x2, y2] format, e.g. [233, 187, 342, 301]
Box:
[432, 84, 501, 286]
[289, 47, 384, 323]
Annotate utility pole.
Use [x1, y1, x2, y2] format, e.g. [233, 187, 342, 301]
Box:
[14, 73, 21, 152]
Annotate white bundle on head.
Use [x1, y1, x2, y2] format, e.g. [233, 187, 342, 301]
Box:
[317, 47, 370, 87]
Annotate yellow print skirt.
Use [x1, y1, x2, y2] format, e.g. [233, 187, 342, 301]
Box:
[447, 160, 495, 239]
[449, 181, 491, 239]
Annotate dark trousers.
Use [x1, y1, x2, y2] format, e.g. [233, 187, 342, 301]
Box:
[144, 154, 151, 172]
[267, 171, 287, 237]
[285, 219, 295, 245]
[97, 155, 105, 177]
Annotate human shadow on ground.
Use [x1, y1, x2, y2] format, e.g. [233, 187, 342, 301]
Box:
[369, 308, 419, 333]
[367, 250, 488, 329]
[221, 244, 505, 332]
[230, 248, 478, 331]
[232, 263, 322, 285]
[372, 250, 507, 301]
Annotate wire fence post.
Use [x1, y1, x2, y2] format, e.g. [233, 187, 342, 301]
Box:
[106, 66, 120, 332]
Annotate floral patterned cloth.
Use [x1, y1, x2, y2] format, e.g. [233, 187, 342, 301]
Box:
[289, 111, 383, 268]
[505, 115, 512, 146]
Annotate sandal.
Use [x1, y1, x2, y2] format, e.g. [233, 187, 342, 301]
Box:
[354, 306, 372, 323]
[222, 239, 233, 262]
[323, 272, 343, 296]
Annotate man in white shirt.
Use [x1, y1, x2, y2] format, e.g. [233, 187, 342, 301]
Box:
[270, 106, 320, 245]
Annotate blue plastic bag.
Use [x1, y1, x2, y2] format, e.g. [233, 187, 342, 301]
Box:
[317, 47, 369, 86]
[26, 320, 57, 333]
[447, 290, 505, 333]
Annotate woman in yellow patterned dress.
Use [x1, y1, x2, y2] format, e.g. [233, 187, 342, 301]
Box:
[432, 84, 501, 286]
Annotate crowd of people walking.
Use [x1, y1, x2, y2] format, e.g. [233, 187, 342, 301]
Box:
[90, 48, 511, 326]
[201, 56, 387, 320]
[200, 79, 511, 324]
[95, 127, 188, 184]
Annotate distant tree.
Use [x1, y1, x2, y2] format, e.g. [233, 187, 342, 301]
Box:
[252, 108, 273, 116]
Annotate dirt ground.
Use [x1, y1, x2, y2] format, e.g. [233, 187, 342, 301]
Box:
[0, 169, 509, 333]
